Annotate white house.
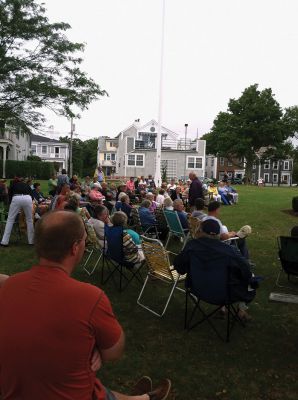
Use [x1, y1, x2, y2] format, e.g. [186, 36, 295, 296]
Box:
[0, 124, 31, 177]
[98, 119, 206, 180]
[31, 134, 69, 172]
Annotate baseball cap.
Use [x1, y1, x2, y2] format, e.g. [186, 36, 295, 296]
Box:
[201, 219, 220, 236]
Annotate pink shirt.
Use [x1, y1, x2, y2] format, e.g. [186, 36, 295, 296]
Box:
[126, 180, 135, 191]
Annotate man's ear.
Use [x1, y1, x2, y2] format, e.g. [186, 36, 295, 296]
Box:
[71, 241, 79, 257]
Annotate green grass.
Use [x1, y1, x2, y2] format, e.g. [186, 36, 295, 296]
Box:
[1, 186, 298, 399]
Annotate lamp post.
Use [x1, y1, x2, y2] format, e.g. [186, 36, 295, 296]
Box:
[184, 123, 188, 181]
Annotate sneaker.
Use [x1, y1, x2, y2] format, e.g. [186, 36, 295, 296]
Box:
[237, 309, 252, 322]
[148, 379, 171, 400]
[131, 376, 152, 396]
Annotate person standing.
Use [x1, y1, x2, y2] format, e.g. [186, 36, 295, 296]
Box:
[1, 177, 34, 247]
[57, 168, 69, 191]
[188, 172, 203, 209]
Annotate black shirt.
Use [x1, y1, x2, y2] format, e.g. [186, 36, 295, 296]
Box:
[9, 181, 33, 202]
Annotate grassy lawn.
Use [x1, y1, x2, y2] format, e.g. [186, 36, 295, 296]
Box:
[1, 185, 298, 399]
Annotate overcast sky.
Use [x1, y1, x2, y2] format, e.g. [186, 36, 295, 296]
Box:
[41, 0, 298, 141]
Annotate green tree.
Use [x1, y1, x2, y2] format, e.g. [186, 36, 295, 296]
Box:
[203, 84, 298, 180]
[0, 0, 107, 129]
[59, 136, 83, 176]
[81, 138, 98, 177]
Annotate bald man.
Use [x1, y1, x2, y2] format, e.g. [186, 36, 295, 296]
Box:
[0, 211, 170, 400]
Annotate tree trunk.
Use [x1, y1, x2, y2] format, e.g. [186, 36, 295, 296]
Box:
[245, 157, 254, 185]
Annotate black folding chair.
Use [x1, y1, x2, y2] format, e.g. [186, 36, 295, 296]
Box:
[102, 225, 144, 291]
[184, 263, 248, 342]
[276, 236, 298, 289]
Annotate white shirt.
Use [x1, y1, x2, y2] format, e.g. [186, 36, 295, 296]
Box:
[202, 215, 228, 235]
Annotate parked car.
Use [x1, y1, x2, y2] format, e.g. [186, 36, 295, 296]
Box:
[231, 177, 243, 184]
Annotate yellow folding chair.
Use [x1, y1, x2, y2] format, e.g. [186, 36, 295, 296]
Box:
[137, 235, 186, 317]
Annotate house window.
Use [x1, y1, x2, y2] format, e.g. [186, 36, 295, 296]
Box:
[31, 145, 37, 155]
[252, 173, 256, 182]
[109, 141, 117, 147]
[227, 161, 233, 166]
[282, 174, 289, 183]
[284, 161, 289, 170]
[211, 171, 214, 178]
[273, 174, 278, 183]
[220, 157, 224, 166]
[211, 158, 214, 167]
[111, 153, 116, 161]
[205, 159, 208, 167]
[272, 161, 278, 170]
[264, 160, 270, 169]
[42, 145, 47, 154]
[264, 173, 269, 183]
[252, 163, 256, 170]
[187, 156, 202, 169]
[104, 153, 111, 161]
[127, 153, 144, 167]
[55, 147, 60, 158]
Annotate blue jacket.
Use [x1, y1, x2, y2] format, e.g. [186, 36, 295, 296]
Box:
[139, 207, 156, 228]
[174, 237, 255, 303]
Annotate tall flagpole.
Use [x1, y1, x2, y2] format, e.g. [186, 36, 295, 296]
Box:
[154, 0, 166, 188]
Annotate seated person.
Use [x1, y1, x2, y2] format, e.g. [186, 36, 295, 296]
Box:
[146, 175, 156, 190]
[64, 195, 91, 221]
[146, 193, 158, 213]
[217, 181, 232, 205]
[170, 186, 183, 202]
[115, 194, 133, 220]
[203, 201, 251, 259]
[225, 181, 239, 204]
[88, 205, 111, 247]
[116, 184, 127, 201]
[191, 198, 207, 220]
[54, 183, 71, 210]
[126, 176, 135, 192]
[173, 199, 189, 230]
[69, 175, 80, 191]
[89, 183, 105, 203]
[32, 183, 46, 204]
[208, 182, 221, 202]
[139, 199, 157, 231]
[111, 211, 144, 263]
[174, 219, 256, 321]
[156, 189, 165, 206]
[163, 197, 174, 210]
[100, 182, 109, 198]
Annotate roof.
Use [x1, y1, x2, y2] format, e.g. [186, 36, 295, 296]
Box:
[31, 134, 63, 144]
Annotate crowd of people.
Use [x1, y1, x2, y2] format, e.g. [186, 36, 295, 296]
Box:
[0, 167, 297, 399]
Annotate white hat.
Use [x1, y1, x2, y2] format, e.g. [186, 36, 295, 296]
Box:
[237, 225, 252, 239]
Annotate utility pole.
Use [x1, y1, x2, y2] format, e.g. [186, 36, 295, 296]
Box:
[184, 123, 188, 181]
[69, 118, 75, 177]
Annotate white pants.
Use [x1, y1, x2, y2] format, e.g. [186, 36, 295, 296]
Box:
[1, 195, 34, 245]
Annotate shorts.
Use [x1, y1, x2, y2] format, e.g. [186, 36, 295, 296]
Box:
[104, 387, 117, 400]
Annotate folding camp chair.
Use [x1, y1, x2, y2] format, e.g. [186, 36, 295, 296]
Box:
[131, 207, 159, 238]
[188, 215, 201, 239]
[102, 225, 144, 291]
[137, 236, 186, 317]
[82, 222, 103, 276]
[184, 263, 246, 342]
[276, 236, 298, 289]
[163, 209, 189, 250]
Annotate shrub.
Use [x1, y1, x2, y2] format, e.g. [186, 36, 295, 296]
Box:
[292, 196, 298, 212]
[2, 160, 54, 179]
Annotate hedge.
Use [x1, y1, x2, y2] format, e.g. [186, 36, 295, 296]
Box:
[292, 196, 298, 213]
[1, 160, 55, 179]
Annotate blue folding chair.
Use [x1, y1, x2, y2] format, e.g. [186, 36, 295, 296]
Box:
[163, 209, 189, 250]
[102, 225, 144, 291]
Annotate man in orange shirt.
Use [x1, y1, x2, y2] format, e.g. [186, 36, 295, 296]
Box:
[0, 211, 170, 400]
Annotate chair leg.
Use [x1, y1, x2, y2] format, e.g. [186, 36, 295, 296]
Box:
[137, 275, 179, 317]
[165, 233, 171, 250]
